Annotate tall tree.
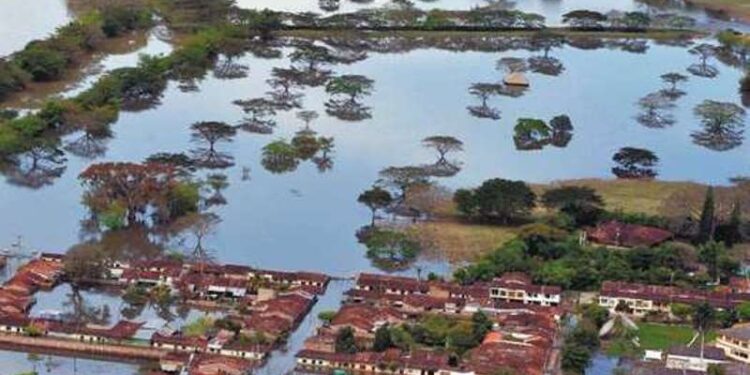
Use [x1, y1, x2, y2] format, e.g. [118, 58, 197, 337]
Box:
[697, 186, 716, 243]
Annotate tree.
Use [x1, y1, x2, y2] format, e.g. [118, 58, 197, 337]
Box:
[717, 200, 742, 247]
[15, 43, 68, 81]
[549, 115, 574, 147]
[670, 303, 694, 322]
[513, 118, 551, 150]
[698, 241, 734, 283]
[378, 166, 430, 202]
[234, 98, 278, 134]
[373, 325, 392, 352]
[454, 178, 536, 224]
[261, 139, 300, 174]
[358, 186, 394, 226]
[623, 11, 650, 30]
[296, 110, 319, 129]
[171, 212, 221, 270]
[290, 43, 334, 72]
[562, 10, 607, 29]
[693, 302, 715, 361]
[335, 327, 358, 354]
[64, 242, 109, 285]
[318, 310, 336, 324]
[325, 75, 374, 122]
[660, 72, 688, 99]
[738, 301, 750, 321]
[365, 229, 420, 269]
[79, 162, 196, 227]
[542, 186, 604, 226]
[326, 75, 374, 103]
[467, 82, 503, 120]
[530, 29, 564, 59]
[692, 100, 746, 151]
[636, 92, 675, 128]
[697, 187, 716, 244]
[422, 135, 463, 165]
[611, 147, 659, 179]
[688, 44, 719, 78]
[190, 121, 237, 168]
[496, 57, 528, 73]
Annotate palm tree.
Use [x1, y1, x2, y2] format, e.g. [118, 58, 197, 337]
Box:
[693, 302, 715, 362]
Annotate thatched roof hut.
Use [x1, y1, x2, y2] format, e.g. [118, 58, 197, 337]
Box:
[503, 72, 529, 87]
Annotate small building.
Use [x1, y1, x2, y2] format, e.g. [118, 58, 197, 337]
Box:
[503, 72, 529, 87]
[665, 345, 726, 372]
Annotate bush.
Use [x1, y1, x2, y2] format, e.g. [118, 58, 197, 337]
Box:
[15, 43, 68, 81]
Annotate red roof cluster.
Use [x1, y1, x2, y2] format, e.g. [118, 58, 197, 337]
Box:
[601, 281, 749, 309]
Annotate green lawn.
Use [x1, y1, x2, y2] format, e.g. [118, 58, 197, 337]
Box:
[637, 323, 716, 350]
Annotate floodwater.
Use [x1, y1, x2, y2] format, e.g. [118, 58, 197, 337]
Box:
[0, 0, 71, 57]
[1, 1, 750, 374]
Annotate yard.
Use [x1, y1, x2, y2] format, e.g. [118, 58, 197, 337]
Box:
[636, 323, 716, 351]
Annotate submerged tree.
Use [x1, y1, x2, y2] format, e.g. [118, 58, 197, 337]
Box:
[261, 139, 300, 174]
[688, 43, 719, 78]
[2, 139, 67, 189]
[528, 30, 566, 76]
[422, 135, 463, 164]
[205, 173, 229, 207]
[692, 100, 746, 151]
[636, 92, 676, 128]
[325, 74, 374, 121]
[467, 82, 503, 120]
[296, 110, 319, 130]
[378, 166, 430, 203]
[266, 68, 304, 110]
[660, 72, 688, 100]
[213, 38, 249, 80]
[550, 115, 574, 147]
[358, 186, 394, 226]
[288, 43, 334, 86]
[190, 121, 237, 169]
[611, 147, 659, 179]
[312, 136, 335, 173]
[496, 57, 528, 74]
[79, 162, 198, 228]
[233, 98, 277, 134]
[63, 107, 114, 159]
[513, 118, 551, 150]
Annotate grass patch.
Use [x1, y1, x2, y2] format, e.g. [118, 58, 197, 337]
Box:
[636, 323, 716, 350]
[407, 220, 518, 263]
[183, 316, 214, 337]
[536, 179, 708, 217]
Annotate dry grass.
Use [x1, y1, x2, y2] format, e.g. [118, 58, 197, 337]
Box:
[407, 220, 518, 263]
[407, 179, 714, 263]
[535, 179, 708, 216]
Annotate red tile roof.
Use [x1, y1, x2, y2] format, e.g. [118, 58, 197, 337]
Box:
[586, 221, 673, 248]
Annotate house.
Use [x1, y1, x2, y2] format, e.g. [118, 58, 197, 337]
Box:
[159, 352, 190, 373]
[327, 305, 404, 339]
[665, 345, 726, 372]
[151, 331, 208, 353]
[488, 273, 561, 306]
[717, 324, 750, 363]
[219, 339, 271, 360]
[296, 348, 465, 375]
[584, 221, 673, 248]
[599, 281, 742, 316]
